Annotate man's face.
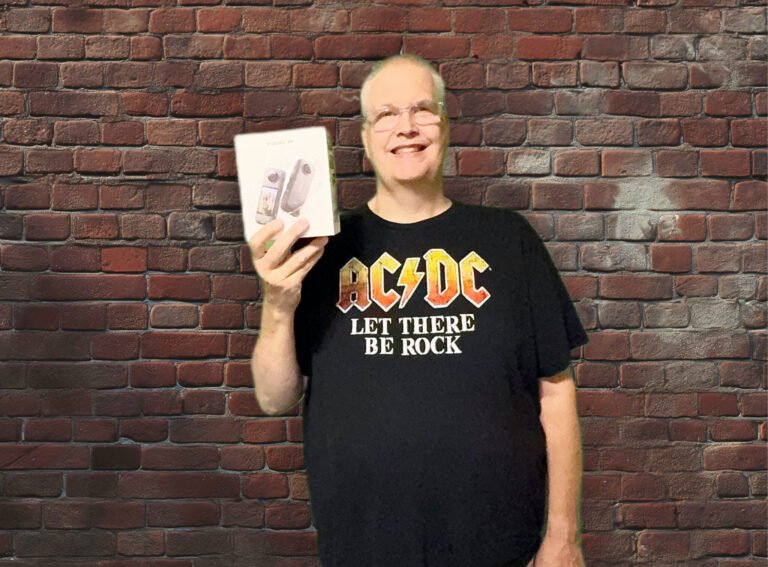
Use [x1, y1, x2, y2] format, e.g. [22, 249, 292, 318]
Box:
[362, 62, 448, 190]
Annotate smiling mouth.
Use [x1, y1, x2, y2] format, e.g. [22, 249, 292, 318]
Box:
[391, 144, 427, 154]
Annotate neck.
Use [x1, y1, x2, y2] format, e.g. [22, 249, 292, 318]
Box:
[368, 180, 451, 223]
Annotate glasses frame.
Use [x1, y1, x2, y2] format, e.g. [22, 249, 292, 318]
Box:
[366, 100, 445, 133]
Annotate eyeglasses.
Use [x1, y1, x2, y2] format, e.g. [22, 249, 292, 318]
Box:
[367, 100, 444, 132]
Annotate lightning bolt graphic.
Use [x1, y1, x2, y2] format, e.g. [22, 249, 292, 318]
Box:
[397, 257, 424, 309]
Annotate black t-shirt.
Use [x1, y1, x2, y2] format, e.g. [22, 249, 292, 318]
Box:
[294, 200, 589, 567]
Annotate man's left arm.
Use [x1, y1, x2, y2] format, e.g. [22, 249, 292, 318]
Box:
[529, 364, 586, 567]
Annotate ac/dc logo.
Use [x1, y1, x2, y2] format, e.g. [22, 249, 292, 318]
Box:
[336, 249, 491, 313]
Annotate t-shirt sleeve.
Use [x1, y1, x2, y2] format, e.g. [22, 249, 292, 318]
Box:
[520, 218, 589, 379]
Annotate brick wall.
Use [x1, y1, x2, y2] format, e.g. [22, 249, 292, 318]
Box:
[0, 1, 766, 565]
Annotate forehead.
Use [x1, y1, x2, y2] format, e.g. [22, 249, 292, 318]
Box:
[365, 62, 436, 109]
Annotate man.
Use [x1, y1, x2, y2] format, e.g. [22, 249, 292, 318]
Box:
[248, 55, 589, 567]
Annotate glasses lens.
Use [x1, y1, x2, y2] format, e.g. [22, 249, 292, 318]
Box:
[373, 113, 398, 132]
[413, 104, 440, 126]
[371, 102, 441, 132]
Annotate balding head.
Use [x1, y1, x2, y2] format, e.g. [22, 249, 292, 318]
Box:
[359, 54, 445, 119]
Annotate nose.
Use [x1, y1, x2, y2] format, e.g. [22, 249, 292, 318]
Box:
[394, 107, 417, 133]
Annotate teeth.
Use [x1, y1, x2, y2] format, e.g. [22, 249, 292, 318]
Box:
[393, 145, 424, 154]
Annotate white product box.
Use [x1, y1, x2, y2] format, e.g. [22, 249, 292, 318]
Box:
[234, 126, 340, 242]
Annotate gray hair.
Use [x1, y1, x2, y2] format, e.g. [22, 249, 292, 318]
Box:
[359, 54, 446, 118]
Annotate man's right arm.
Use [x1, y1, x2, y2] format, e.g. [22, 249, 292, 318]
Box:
[247, 218, 328, 416]
[251, 302, 304, 416]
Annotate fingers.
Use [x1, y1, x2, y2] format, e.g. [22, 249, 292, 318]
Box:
[275, 236, 328, 281]
[247, 219, 286, 262]
[259, 218, 311, 270]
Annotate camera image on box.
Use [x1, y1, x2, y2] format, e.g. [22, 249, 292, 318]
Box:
[256, 159, 315, 224]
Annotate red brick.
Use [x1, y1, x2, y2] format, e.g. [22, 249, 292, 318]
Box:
[637, 119, 681, 146]
[272, 35, 312, 59]
[452, 92, 501, 120]
[102, 247, 147, 273]
[0, 36, 37, 59]
[52, 8, 102, 33]
[407, 8, 451, 32]
[221, 500, 265, 527]
[517, 36, 582, 60]
[12, 62, 58, 88]
[119, 472, 239, 498]
[299, 90, 357, 116]
[701, 149, 751, 177]
[26, 150, 73, 174]
[51, 183, 98, 211]
[602, 149, 652, 177]
[146, 501, 219, 527]
[200, 304, 243, 329]
[677, 504, 766, 529]
[197, 8, 242, 32]
[5, 473, 62, 497]
[404, 35, 469, 59]
[226, 389, 265, 417]
[38, 35, 84, 60]
[177, 362, 224, 387]
[238, 10, 286, 33]
[3, 119, 53, 145]
[183, 391, 226, 416]
[265, 502, 311, 529]
[5, 183, 50, 210]
[130, 362, 175, 388]
[116, 530, 164, 556]
[147, 120, 196, 146]
[222, 36, 269, 59]
[704, 90, 752, 116]
[73, 419, 118, 443]
[30, 92, 118, 117]
[575, 8, 623, 33]
[108, 303, 148, 330]
[26, 214, 70, 241]
[101, 121, 144, 146]
[349, 7, 405, 31]
[221, 448, 268, 471]
[195, 61, 243, 88]
[142, 446, 219, 470]
[636, 531, 689, 560]
[656, 150, 697, 177]
[85, 35, 130, 59]
[623, 62, 687, 90]
[315, 35, 402, 59]
[60, 62, 103, 88]
[72, 213, 117, 238]
[141, 333, 227, 359]
[169, 418, 240, 443]
[91, 445, 142, 471]
[650, 244, 692, 273]
[24, 418, 72, 441]
[698, 392, 739, 416]
[121, 418, 168, 442]
[507, 8, 573, 33]
[0, 91, 24, 116]
[105, 62, 152, 88]
[54, 120, 100, 145]
[243, 472, 289, 499]
[171, 92, 243, 117]
[148, 274, 210, 301]
[2, 244, 49, 271]
[33, 274, 144, 300]
[457, 149, 504, 176]
[0, 443, 88, 470]
[148, 8, 195, 33]
[532, 62, 578, 88]
[73, 149, 121, 174]
[165, 529, 231, 556]
[732, 119, 768, 147]
[163, 36, 223, 59]
[553, 149, 600, 177]
[6, 9, 50, 33]
[15, 304, 59, 330]
[103, 9, 149, 33]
